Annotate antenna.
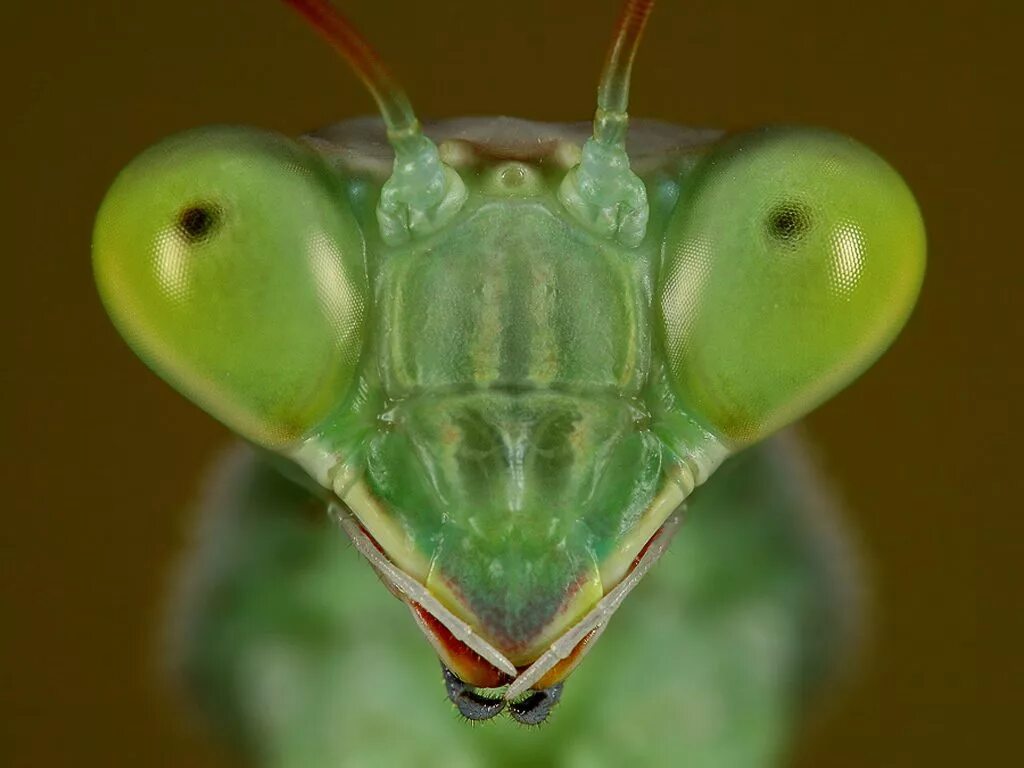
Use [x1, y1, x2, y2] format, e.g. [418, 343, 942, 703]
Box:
[595, 0, 655, 146]
[281, 0, 466, 244]
[558, 0, 655, 246]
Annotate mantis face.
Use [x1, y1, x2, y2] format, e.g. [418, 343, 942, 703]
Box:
[92, 0, 924, 723]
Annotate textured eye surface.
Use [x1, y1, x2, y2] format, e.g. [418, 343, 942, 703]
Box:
[93, 127, 368, 447]
[659, 127, 925, 445]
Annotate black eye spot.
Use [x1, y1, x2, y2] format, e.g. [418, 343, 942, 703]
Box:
[765, 201, 812, 246]
[176, 203, 222, 243]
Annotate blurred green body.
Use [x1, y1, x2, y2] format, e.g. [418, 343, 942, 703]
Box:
[174, 435, 853, 767]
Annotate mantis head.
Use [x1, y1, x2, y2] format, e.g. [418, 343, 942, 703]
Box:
[93, 0, 923, 723]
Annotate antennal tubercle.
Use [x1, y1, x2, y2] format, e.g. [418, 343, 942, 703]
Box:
[558, 0, 654, 247]
[281, 0, 466, 244]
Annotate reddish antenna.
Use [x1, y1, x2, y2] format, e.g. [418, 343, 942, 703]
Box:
[281, 0, 467, 244]
[556, 0, 655, 247]
[595, 0, 656, 146]
[281, 0, 420, 152]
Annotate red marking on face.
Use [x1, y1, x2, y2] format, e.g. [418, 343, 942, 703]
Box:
[535, 628, 601, 689]
[631, 523, 665, 570]
[411, 603, 513, 688]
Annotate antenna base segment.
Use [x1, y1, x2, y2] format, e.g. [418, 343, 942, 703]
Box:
[377, 133, 468, 245]
[558, 118, 649, 247]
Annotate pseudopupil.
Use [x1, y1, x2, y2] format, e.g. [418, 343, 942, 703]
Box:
[177, 204, 220, 243]
[766, 202, 812, 244]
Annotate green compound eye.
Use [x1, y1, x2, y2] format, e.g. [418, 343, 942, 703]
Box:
[93, 127, 368, 448]
[659, 127, 926, 445]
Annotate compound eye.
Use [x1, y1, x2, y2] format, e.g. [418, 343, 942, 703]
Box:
[93, 127, 368, 447]
[658, 127, 925, 445]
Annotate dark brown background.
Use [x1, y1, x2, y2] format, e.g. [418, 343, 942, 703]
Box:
[3, 1, 1019, 765]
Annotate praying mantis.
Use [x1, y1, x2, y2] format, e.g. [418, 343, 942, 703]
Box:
[92, 0, 924, 764]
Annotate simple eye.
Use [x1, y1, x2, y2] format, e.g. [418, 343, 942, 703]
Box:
[658, 127, 925, 445]
[176, 203, 222, 243]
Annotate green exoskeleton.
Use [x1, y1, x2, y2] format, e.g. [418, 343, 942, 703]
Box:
[92, 0, 924, 764]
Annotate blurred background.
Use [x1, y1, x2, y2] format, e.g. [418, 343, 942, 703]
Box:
[3, 0, 1019, 765]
